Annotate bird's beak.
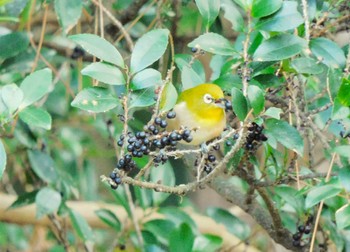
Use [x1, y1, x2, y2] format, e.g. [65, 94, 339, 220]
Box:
[214, 98, 226, 109]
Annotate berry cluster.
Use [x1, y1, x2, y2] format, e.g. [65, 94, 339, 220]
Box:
[203, 154, 216, 174]
[114, 111, 194, 170]
[109, 171, 122, 189]
[245, 122, 268, 150]
[292, 216, 313, 247]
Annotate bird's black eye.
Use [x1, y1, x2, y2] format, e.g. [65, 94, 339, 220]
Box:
[203, 94, 213, 104]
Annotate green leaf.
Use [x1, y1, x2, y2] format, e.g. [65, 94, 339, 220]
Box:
[144, 219, 175, 245]
[332, 97, 350, 120]
[253, 34, 307, 61]
[274, 185, 304, 214]
[247, 85, 264, 115]
[0, 139, 6, 179]
[291, 57, 324, 74]
[339, 167, 350, 192]
[263, 107, 282, 119]
[310, 38, 346, 68]
[265, 118, 304, 156]
[81, 62, 125, 85]
[336, 78, 350, 107]
[54, 0, 82, 33]
[131, 68, 162, 90]
[188, 33, 237, 56]
[195, 0, 220, 28]
[305, 183, 342, 209]
[181, 65, 205, 90]
[150, 162, 175, 206]
[193, 234, 223, 252]
[71, 87, 119, 113]
[69, 209, 94, 241]
[206, 207, 250, 240]
[160, 82, 178, 113]
[130, 29, 169, 73]
[19, 107, 52, 130]
[334, 146, 350, 158]
[174, 54, 205, 80]
[35, 187, 62, 219]
[28, 150, 58, 184]
[256, 1, 303, 31]
[19, 68, 52, 109]
[1, 84, 23, 113]
[9, 190, 39, 209]
[231, 87, 248, 121]
[169, 223, 194, 252]
[336, 204, 350, 230]
[220, 0, 244, 31]
[129, 88, 156, 109]
[0, 32, 29, 61]
[69, 34, 124, 67]
[95, 209, 121, 232]
[252, 0, 282, 18]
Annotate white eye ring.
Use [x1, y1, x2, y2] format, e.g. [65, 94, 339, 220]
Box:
[203, 93, 213, 104]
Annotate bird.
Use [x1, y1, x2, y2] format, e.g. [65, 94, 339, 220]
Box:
[167, 83, 226, 145]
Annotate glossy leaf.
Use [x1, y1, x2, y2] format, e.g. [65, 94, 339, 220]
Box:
[336, 204, 350, 230]
[291, 57, 324, 74]
[95, 209, 121, 231]
[9, 190, 39, 209]
[28, 150, 58, 184]
[256, 1, 303, 31]
[129, 88, 156, 109]
[81, 62, 125, 85]
[54, 0, 82, 33]
[332, 97, 350, 120]
[0, 32, 29, 60]
[71, 87, 119, 113]
[193, 234, 223, 252]
[150, 162, 175, 206]
[339, 167, 350, 192]
[207, 207, 250, 240]
[174, 54, 205, 80]
[35, 187, 62, 219]
[265, 118, 304, 156]
[1, 84, 23, 113]
[305, 183, 342, 208]
[158, 207, 197, 233]
[130, 29, 169, 73]
[195, 0, 220, 28]
[263, 107, 282, 119]
[19, 68, 52, 109]
[19, 107, 52, 130]
[252, 0, 282, 18]
[274, 185, 304, 214]
[231, 87, 248, 121]
[144, 219, 175, 245]
[334, 146, 350, 158]
[336, 78, 350, 107]
[169, 223, 194, 252]
[69, 34, 124, 67]
[131, 68, 162, 90]
[247, 85, 264, 115]
[160, 82, 178, 113]
[310, 38, 346, 68]
[221, 0, 244, 31]
[188, 33, 237, 56]
[181, 65, 205, 90]
[253, 34, 307, 61]
[69, 209, 94, 241]
[0, 140, 6, 180]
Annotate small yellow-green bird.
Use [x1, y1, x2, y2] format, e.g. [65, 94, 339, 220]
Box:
[168, 83, 226, 145]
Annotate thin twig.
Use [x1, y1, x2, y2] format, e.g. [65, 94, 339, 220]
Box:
[91, 0, 134, 51]
[309, 152, 337, 252]
[301, 0, 310, 44]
